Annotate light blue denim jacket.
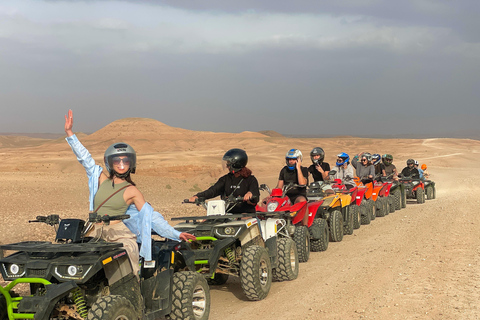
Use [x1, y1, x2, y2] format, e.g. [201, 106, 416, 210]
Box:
[66, 134, 181, 261]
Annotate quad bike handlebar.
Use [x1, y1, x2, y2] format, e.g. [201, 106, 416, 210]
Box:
[29, 214, 60, 226]
[88, 213, 130, 224]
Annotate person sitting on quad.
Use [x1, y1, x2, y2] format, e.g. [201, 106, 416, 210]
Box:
[414, 160, 424, 179]
[382, 154, 398, 180]
[331, 152, 356, 189]
[307, 147, 330, 182]
[351, 152, 375, 185]
[372, 153, 386, 181]
[188, 148, 260, 213]
[64, 110, 195, 277]
[399, 159, 420, 179]
[421, 164, 430, 179]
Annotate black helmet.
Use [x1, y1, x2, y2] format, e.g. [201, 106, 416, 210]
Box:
[310, 147, 325, 164]
[104, 142, 137, 175]
[223, 148, 248, 173]
[407, 159, 415, 165]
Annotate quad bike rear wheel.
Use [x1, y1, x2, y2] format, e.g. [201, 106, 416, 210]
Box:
[169, 271, 210, 320]
[240, 245, 272, 301]
[293, 225, 310, 263]
[352, 205, 361, 229]
[272, 238, 299, 282]
[310, 218, 329, 252]
[416, 188, 425, 204]
[0, 294, 7, 320]
[88, 295, 137, 320]
[207, 273, 229, 286]
[360, 201, 371, 225]
[329, 209, 344, 242]
[426, 186, 435, 200]
[343, 207, 354, 235]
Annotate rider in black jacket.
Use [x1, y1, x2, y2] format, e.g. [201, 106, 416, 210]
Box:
[400, 159, 420, 179]
[188, 148, 260, 213]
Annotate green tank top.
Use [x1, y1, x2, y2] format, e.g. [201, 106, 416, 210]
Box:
[94, 180, 131, 216]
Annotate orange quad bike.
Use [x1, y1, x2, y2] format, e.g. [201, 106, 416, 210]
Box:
[353, 177, 377, 225]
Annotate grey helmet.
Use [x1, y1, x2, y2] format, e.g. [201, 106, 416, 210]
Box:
[310, 147, 325, 164]
[104, 142, 137, 175]
[362, 152, 372, 162]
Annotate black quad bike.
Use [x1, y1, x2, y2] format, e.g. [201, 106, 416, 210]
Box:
[0, 214, 210, 320]
[399, 175, 425, 204]
[173, 196, 299, 301]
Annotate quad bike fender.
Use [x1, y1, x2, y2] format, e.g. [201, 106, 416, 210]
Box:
[239, 224, 263, 247]
[265, 237, 278, 268]
[103, 251, 134, 286]
[337, 194, 352, 207]
[364, 183, 374, 199]
[141, 268, 173, 317]
[354, 188, 366, 206]
[412, 181, 425, 191]
[16, 280, 78, 320]
[372, 184, 383, 201]
[258, 218, 283, 240]
[306, 202, 323, 227]
[290, 201, 308, 225]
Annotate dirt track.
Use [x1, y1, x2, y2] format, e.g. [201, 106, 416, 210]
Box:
[1, 123, 480, 320]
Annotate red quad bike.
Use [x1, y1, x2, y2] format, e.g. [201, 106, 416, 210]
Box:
[256, 183, 321, 263]
[399, 175, 425, 204]
[331, 176, 367, 230]
[373, 175, 394, 218]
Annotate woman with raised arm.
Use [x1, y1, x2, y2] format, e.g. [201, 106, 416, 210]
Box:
[64, 110, 195, 277]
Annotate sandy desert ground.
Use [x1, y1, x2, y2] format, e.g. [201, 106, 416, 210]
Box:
[1, 118, 480, 320]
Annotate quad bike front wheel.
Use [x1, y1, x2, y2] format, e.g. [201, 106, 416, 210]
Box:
[416, 188, 425, 204]
[0, 294, 6, 320]
[272, 238, 299, 282]
[352, 205, 361, 229]
[169, 271, 210, 320]
[368, 200, 376, 221]
[329, 209, 344, 242]
[392, 189, 402, 210]
[240, 245, 272, 301]
[88, 295, 137, 320]
[426, 185, 435, 200]
[293, 225, 310, 263]
[375, 198, 386, 217]
[343, 207, 354, 235]
[360, 201, 371, 225]
[388, 195, 396, 213]
[310, 218, 329, 252]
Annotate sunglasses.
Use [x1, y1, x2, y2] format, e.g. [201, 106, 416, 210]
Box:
[361, 159, 368, 162]
[112, 157, 130, 165]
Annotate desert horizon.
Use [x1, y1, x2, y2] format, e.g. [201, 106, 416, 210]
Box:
[2, 117, 480, 319]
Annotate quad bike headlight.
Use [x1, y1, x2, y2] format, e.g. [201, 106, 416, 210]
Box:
[2, 263, 25, 278]
[267, 201, 279, 212]
[55, 264, 92, 280]
[214, 226, 242, 238]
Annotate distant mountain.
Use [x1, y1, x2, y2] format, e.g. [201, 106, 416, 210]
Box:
[258, 130, 284, 138]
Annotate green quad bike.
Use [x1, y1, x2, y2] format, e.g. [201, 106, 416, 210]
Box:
[0, 214, 210, 320]
[173, 196, 299, 301]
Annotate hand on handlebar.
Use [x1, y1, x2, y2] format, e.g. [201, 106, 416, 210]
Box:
[180, 232, 196, 241]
